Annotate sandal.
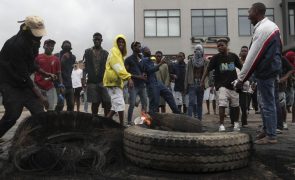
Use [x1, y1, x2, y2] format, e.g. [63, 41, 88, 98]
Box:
[255, 137, 277, 145]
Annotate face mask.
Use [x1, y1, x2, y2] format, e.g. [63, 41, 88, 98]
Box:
[63, 46, 72, 52]
[32, 41, 41, 57]
[195, 49, 202, 58]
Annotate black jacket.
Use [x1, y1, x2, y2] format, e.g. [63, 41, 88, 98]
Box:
[0, 29, 39, 88]
[83, 47, 108, 84]
[55, 50, 76, 88]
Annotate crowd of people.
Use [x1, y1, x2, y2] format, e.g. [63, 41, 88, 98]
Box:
[0, 2, 295, 146]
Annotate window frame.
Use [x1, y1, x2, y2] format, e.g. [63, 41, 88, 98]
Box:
[191, 9, 228, 37]
[288, 6, 295, 36]
[144, 9, 181, 37]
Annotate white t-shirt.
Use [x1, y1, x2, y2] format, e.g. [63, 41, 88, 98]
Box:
[71, 68, 83, 88]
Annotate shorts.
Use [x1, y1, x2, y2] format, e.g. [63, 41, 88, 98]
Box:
[107, 87, 125, 112]
[73, 87, 82, 98]
[203, 87, 216, 101]
[87, 83, 111, 108]
[39, 87, 57, 111]
[218, 87, 239, 107]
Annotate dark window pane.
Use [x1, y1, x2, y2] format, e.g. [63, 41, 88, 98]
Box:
[192, 10, 202, 16]
[157, 10, 168, 17]
[216, 17, 227, 35]
[204, 10, 214, 16]
[169, 10, 180, 16]
[239, 17, 251, 35]
[192, 17, 203, 36]
[266, 9, 274, 16]
[145, 18, 156, 36]
[157, 18, 168, 36]
[290, 14, 295, 35]
[238, 9, 248, 15]
[169, 17, 180, 36]
[216, 9, 227, 16]
[204, 17, 215, 35]
[144, 11, 156, 17]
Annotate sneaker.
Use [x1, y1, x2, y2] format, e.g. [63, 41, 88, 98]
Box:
[255, 136, 277, 145]
[234, 122, 240, 131]
[276, 129, 283, 134]
[219, 124, 226, 132]
[283, 123, 288, 130]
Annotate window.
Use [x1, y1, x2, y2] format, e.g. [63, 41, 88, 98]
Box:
[191, 9, 227, 37]
[144, 9, 180, 37]
[289, 8, 295, 35]
[238, 8, 274, 36]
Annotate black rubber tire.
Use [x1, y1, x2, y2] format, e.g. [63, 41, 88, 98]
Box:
[124, 125, 252, 173]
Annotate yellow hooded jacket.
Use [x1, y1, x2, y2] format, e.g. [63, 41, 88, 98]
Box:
[103, 34, 131, 89]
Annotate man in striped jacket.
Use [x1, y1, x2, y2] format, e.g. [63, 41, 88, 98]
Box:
[235, 2, 282, 145]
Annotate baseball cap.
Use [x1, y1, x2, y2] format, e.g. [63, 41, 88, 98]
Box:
[44, 39, 56, 45]
[23, 16, 47, 37]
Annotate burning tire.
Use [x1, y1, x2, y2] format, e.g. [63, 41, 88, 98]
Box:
[124, 125, 252, 173]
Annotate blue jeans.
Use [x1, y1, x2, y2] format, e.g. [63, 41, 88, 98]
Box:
[188, 85, 204, 120]
[147, 82, 180, 114]
[257, 78, 277, 138]
[127, 86, 147, 123]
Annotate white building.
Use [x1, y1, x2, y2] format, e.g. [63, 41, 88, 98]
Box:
[134, 0, 295, 59]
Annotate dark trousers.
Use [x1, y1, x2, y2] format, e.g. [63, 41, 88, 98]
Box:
[251, 89, 259, 111]
[147, 82, 180, 114]
[0, 84, 44, 138]
[239, 92, 250, 126]
[55, 87, 74, 112]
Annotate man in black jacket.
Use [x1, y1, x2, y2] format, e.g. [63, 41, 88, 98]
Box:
[0, 16, 54, 139]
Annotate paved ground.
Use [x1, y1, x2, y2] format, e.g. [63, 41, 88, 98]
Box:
[0, 104, 295, 179]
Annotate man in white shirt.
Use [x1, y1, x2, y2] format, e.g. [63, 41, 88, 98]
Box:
[71, 62, 83, 111]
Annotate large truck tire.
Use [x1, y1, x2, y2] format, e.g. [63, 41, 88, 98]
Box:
[124, 125, 252, 173]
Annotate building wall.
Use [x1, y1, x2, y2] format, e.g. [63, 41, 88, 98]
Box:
[134, 0, 283, 56]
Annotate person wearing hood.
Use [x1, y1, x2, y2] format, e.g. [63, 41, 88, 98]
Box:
[103, 34, 133, 125]
[0, 16, 55, 140]
[185, 44, 205, 120]
[201, 38, 242, 132]
[55, 40, 76, 112]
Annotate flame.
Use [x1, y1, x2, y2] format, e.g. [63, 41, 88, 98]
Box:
[141, 112, 152, 126]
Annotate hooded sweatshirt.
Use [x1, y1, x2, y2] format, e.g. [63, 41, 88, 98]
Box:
[184, 44, 204, 90]
[192, 44, 204, 68]
[103, 34, 131, 88]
